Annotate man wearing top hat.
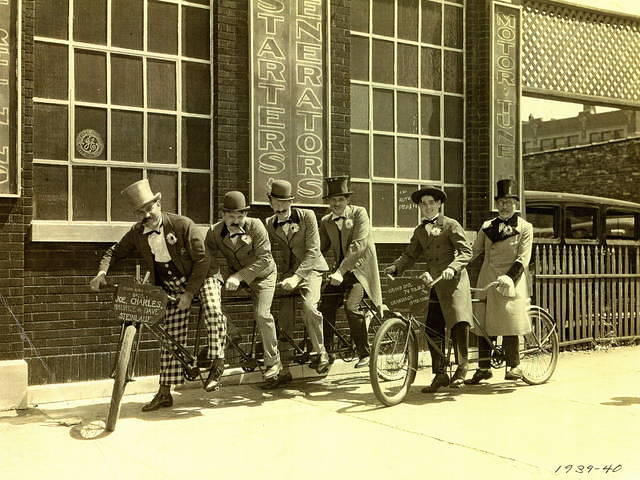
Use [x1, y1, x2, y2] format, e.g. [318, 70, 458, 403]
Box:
[265, 179, 330, 385]
[465, 179, 533, 385]
[89, 179, 225, 411]
[384, 186, 473, 392]
[204, 191, 283, 384]
[318, 176, 383, 368]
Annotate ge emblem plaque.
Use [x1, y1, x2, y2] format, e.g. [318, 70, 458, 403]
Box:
[113, 284, 168, 325]
[76, 129, 104, 159]
[384, 277, 430, 315]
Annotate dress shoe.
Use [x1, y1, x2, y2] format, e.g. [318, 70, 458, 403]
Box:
[450, 364, 468, 388]
[314, 352, 330, 374]
[504, 366, 523, 381]
[421, 373, 450, 393]
[464, 369, 493, 385]
[204, 358, 225, 392]
[141, 392, 173, 412]
[263, 362, 282, 380]
[328, 353, 336, 364]
[354, 356, 370, 369]
[260, 370, 293, 389]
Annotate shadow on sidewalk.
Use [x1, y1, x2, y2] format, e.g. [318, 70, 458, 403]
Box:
[601, 396, 640, 407]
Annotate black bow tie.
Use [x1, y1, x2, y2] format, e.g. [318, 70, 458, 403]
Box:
[496, 216, 512, 225]
[144, 229, 161, 236]
[422, 218, 437, 226]
[333, 216, 346, 222]
[229, 232, 244, 239]
[275, 218, 293, 229]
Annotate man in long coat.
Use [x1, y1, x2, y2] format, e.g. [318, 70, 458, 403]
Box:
[466, 179, 533, 384]
[319, 176, 383, 368]
[385, 187, 473, 392]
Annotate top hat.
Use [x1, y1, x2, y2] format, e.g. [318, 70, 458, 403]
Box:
[410, 186, 447, 204]
[323, 176, 352, 199]
[267, 179, 295, 201]
[121, 179, 162, 211]
[495, 179, 519, 201]
[222, 191, 250, 212]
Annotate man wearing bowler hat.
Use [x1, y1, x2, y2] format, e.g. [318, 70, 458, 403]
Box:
[265, 179, 330, 386]
[466, 179, 533, 385]
[318, 176, 383, 368]
[384, 186, 473, 392]
[205, 191, 283, 384]
[89, 179, 225, 411]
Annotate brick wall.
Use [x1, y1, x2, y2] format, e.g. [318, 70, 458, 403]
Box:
[330, 0, 350, 176]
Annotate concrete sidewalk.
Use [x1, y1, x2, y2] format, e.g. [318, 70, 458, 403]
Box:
[2, 346, 639, 480]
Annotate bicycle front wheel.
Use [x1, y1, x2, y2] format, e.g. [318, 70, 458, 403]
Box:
[369, 316, 417, 406]
[106, 324, 136, 432]
[520, 307, 559, 385]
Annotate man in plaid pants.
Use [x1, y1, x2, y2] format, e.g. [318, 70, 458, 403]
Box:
[90, 179, 225, 412]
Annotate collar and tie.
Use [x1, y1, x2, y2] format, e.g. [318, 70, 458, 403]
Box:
[143, 222, 163, 235]
[229, 232, 244, 239]
[332, 215, 346, 222]
[275, 218, 294, 229]
[422, 217, 438, 226]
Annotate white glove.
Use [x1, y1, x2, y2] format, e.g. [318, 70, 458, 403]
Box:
[90, 272, 107, 292]
[496, 275, 516, 298]
[419, 271, 434, 286]
[441, 267, 455, 280]
[329, 271, 344, 286]
[225, 274, 241, 292]
[280, 275, 302, 291]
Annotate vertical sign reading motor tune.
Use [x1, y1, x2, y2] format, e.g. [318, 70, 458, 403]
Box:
[250, 0, 326, 204]
[0, 0, 18, 196]
[490, 1, 521, 209]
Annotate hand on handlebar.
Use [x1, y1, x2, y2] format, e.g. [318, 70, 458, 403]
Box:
[328, 271, 343, 286]
[176, 291, 194, 310]
[279, 275, 301, 291]
[441, 267, 455, 280]
[384, 265, 398, 281]
[225, 274, 241, 292]
[418, 271, 434, 286]
[90, 272, 107, 292]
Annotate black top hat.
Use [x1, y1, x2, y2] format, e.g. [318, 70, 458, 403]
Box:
[267, 179, 295, 201]
[323, 176, 352, 199]
[494, 179, 519, 201]
[411, 186, 447, 204]
[222, 191, 250, 212]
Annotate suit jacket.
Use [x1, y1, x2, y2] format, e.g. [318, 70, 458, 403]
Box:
[99, 212, 214, 296]
[265, 207, 328, 279]
[319, 205, 382, 308]
[205, 217, 276, 284]
[392, 214, 473, 328]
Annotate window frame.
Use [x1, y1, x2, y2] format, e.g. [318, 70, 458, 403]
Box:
[563, 204, 600, 245]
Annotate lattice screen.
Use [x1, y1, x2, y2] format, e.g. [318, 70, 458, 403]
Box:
[522, 0, 640, 103]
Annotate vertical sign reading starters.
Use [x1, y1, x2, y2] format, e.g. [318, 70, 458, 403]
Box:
[251, 0, 326, 204]
[490, 2, 521, 208]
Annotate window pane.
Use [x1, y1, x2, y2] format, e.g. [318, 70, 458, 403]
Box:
[398, 0, 419, 41]
[75, 107, 107, 160]
[444, 141, 463, 183]
[444, 51, 463, 94]
[372, 0, 394, 36]
[75, 50, 107, 103]
[421, 1, 441, 45]
[182, 117, 211, 169]
[351, 133, 369, 178]
[34, 104, 68, 160]
[444, 96, 463, 138]
[182, 173, 210, 224]
[351, 36, 369, 81]
[112, 0, 143, 50]
[566, 207, 597, 240]
[35, 43, 68, 99]
[351, 182, 370, 212]
[148, 171, 178, 213]
[397, 138, 418, 179]
[397, 184, 419, 227]
[372, 89, 394, 132]
[372, 40, 394, 84]
[352, 0, 370, 33]
[148, 114, 177, 164]
[421, 47, 441, 90]
[182, 6, 210, 60]
[34, 165, 68, 220]
[444, 5, 463, 49]
[148, 0, 178, 54]
[372, 183, 394, 227]
[35, 0, 68, 39]
[397, 44, 418, 88]
[111, 55, 143, 107]
[111, 169, 143, 222]
[421, 138, 440, 180]
[73, 166, 107, 221]
[605, 210, 636, 240]
[373, 135, 394, 178]
[351, 85, 369, 130]
[444, 187, 463, 223]
[397, 92, 418, 134]
[111, 110, 143, 163]
[183, 62, 211, 114]
[74, 0, 106, 45]
[147, 60, 176, 110]
[421, 94, 440, 136]
[526, 206, 558, 239]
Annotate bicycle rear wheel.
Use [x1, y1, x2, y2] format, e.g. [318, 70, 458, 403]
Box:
[369, 316, 417, 406]
[520, 307, 559, 385]
[106, 324, 136, 432]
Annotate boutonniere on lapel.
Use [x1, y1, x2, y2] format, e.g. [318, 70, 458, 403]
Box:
[166, 232, 177, 245]
[290, 223, 300, 234]
[428, 225, 442, 236]
[344, 218, 353, 229]
[241, 234, 252, 245]
[500, 224, 514, 236]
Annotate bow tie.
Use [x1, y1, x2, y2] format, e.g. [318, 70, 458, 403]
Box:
[422, 218, 437, 226]
[229, 232, 244, 239]
[333, 216, 346, 222]
[275, 218, 294, 229]
[144, 229, 161, 236]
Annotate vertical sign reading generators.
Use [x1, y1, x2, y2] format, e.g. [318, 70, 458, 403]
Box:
[250, 0, 326, 205]
[490, 2, 521, 209]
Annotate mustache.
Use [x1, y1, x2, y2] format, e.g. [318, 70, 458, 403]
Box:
[230, 223, 240, 227]
[275, 210, 288, 214]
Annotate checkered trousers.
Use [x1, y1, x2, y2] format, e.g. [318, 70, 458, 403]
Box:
[199, 276, 227, 360]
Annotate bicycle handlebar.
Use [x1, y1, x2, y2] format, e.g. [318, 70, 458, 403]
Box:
[469, 281, 500, 293]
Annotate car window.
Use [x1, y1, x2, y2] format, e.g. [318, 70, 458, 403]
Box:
[526, 205, 558, 239]
[605, 209, 637, 240]
[565, 206, 598, 240]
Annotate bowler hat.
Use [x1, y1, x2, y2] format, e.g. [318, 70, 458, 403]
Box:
[222, 191, 250, 212]
[267, 179, 295, 201]
[323, 176, 352, 199]
[410, 186, 447, 204]
[121, 179, 162, 211]
[495, 179, 519, 200]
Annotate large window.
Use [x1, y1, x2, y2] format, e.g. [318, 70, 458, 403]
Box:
[350, 0, 465, 231]
[33, 0, 212, 229]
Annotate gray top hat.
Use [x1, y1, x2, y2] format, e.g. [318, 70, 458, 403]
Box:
[323, 176, 352, 199]
[494, 179, 519, 200]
